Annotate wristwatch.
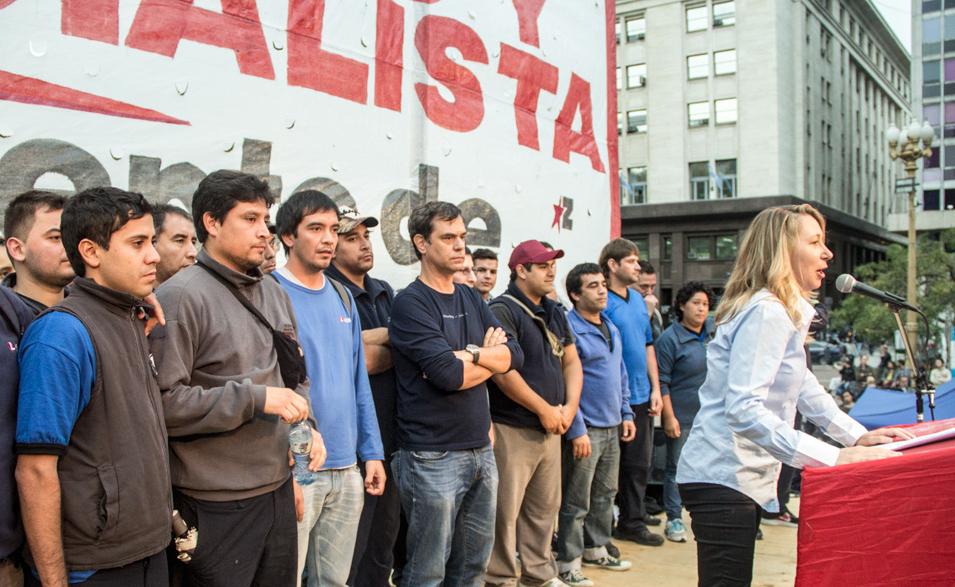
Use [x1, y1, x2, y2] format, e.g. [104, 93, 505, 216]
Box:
[465, 344, 481, 365]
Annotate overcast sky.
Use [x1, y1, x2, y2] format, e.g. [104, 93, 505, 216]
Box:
[873, 0, 912, 52]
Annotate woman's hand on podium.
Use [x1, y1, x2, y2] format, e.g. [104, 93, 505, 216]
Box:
[855, 427, 916, 446]
[836, 445, 900, 465]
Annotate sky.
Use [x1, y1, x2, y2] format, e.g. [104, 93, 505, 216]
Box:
[873, 0, 912, 52]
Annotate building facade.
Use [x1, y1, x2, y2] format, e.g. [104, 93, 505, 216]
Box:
[899, 0, 955, 233]
[615, 0, 911, 310]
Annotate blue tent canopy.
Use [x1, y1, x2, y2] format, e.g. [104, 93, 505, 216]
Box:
[849, 380, 955, 429]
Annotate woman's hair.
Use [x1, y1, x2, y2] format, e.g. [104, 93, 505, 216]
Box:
[673, 281, 715, 322]
[715, 204, 826, 326]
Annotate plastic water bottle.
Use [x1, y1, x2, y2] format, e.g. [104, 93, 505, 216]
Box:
[289, 422, 316, 485]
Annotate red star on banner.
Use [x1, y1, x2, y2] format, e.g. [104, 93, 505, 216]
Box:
[551, 200, 565, 231]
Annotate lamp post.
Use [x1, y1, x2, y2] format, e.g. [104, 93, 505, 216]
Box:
[886, 120, 934, 364]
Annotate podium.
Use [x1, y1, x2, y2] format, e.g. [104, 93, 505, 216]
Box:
[796, 420, 955, 586]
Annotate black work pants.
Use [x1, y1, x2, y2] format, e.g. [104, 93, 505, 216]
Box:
[26, 550, 167, 587]
[347, 458, 401, 587]
[172, 478, 298, 587]
[617, 401, 652, 532]
[680, 483, 761, 587]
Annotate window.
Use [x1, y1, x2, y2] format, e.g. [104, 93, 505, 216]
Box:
[946, 14, 955, 52]
[687, 237, 712, 260]
[686, 234, 738, 261]
[686, 5, 707, 32]
[715, 234, 738, 260]
[945, 58, 955, 95]
[947, 188, 955, 210]
[616, 67, 622, 90]
[626, 16, 646, 42]
[924, 189, 941, 210]
[713, 49, 736, 75]
[688, 101, 709, 128]
[622, 166, 647, 205]
[689, 162, 710, 199]
[713, 1, 735, 27]
[945, 101, 955, 138]
[715, 159, 737, 198]
[627, 64, 647, 88]
[627, 109, 647, 133]
[687, 54, 709, 79]
[633, 237, 650, 261]
[924, 16, 942, 56]
[715, 98, 737, 124]
[662, 235, 673, 260]
[615, 20, 621, 44]
[924, 0, 941, 14]
[617, 112, 623, 136]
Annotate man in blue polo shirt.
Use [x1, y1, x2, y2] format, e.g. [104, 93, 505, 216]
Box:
[599, 238, 664, 547]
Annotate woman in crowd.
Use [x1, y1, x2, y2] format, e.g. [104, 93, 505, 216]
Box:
[880, 360, 898, 388]
[930, 358, 952, 387]
[655, 281, 714, 544]
[675, 204, 913, 586]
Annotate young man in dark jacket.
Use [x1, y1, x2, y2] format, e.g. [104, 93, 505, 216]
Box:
[150, 170, 324, 586]
[16, 187, 172, 586]
[0, 286, 33, 586]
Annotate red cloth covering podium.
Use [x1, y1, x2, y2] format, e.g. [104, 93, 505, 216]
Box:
[796, 418, 955, 586]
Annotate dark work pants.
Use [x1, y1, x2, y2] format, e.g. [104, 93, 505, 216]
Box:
[26, 551, 167, 587]
[617, 401, 652, 532]
[172, 478, 298, 587]
[680, 483, 761, 587]
[348, 459, 401, 587]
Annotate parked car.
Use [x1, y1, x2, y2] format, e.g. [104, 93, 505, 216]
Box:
[808, 340, 842, 364]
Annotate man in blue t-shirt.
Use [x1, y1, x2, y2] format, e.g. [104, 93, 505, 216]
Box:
[389, 201, 523, 586]
[600, 238, 664, 547]
[273, 190, 385, 586]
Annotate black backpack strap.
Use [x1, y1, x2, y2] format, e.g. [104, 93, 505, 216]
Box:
[326, 277, 352, 316]
[197, 261, 274, 331]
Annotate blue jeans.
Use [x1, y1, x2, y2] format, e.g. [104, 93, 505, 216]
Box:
[556, 427, 620, 569]
[664, 427, 690, 521]
[393, 446, 498, 587]
[296, 466, 365, 587]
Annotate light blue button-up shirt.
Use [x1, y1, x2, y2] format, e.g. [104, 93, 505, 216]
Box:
[677, 290, 867, 511]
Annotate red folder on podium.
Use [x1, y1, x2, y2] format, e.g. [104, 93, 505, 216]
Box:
[796, 418, 955, 586]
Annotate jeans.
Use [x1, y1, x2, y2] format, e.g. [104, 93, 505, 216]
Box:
[663, 427, 690, 521]
[392, 446, 498, 587]
[556, 427, 620, 571]
[296, 467, 365, 587]
[679, 483, 761, 587]
[617, 402, 652, 531]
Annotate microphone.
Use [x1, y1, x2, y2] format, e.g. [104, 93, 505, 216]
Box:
[835, 274, 920, 313]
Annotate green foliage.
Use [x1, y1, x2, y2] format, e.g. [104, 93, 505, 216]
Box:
[830, 229, 955, 344]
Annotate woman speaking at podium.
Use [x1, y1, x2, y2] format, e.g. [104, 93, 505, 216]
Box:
[676, 204, 913, 586]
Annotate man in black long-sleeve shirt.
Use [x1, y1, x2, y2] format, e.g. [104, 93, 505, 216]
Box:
[389, 202, 523, 586]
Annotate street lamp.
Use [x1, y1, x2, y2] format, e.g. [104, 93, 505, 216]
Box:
[886, 119, 934, 365]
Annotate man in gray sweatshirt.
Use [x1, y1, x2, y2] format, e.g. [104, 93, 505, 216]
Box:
[150, 170, 326, 586]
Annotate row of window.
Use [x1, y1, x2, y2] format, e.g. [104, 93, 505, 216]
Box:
[923, 0, 955, 15]
[627, 233, 739, 264]
[615, 1, 736, 43]
[922, 188, 955, 211]
[619, 159, 738, 205]
[615, 50, 736, 91]
[617, 98, 737, 134]
[922, 12, 955, 57]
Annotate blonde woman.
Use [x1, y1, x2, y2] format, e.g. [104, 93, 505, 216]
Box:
[675, 205, 913, 586]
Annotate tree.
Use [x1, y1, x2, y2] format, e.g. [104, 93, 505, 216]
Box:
[830, 229, 955, 357]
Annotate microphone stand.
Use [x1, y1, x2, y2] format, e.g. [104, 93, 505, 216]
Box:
[889, 305, 935, 422]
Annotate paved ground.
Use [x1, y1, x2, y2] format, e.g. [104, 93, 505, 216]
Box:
[584, 500, 801, 586]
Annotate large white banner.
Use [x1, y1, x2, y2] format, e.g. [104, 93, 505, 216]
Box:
[0, 0, 619, 290]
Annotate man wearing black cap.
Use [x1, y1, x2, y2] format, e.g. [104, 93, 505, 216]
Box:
[324, 207, 402, 587]
[485, 240, 583, 587]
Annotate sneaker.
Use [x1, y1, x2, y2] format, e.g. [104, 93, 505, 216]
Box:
[665, 519, 688, 543]
[605, 541, 621, 558]
[613, 526, 665, 547]
[558, 570, 594, 587]
[582, 554, 632, 571]
[523, 578, 570, 587]
[761, 510, 799, 528]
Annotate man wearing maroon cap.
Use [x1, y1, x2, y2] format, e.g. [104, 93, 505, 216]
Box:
[486, 240, 583, 587]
